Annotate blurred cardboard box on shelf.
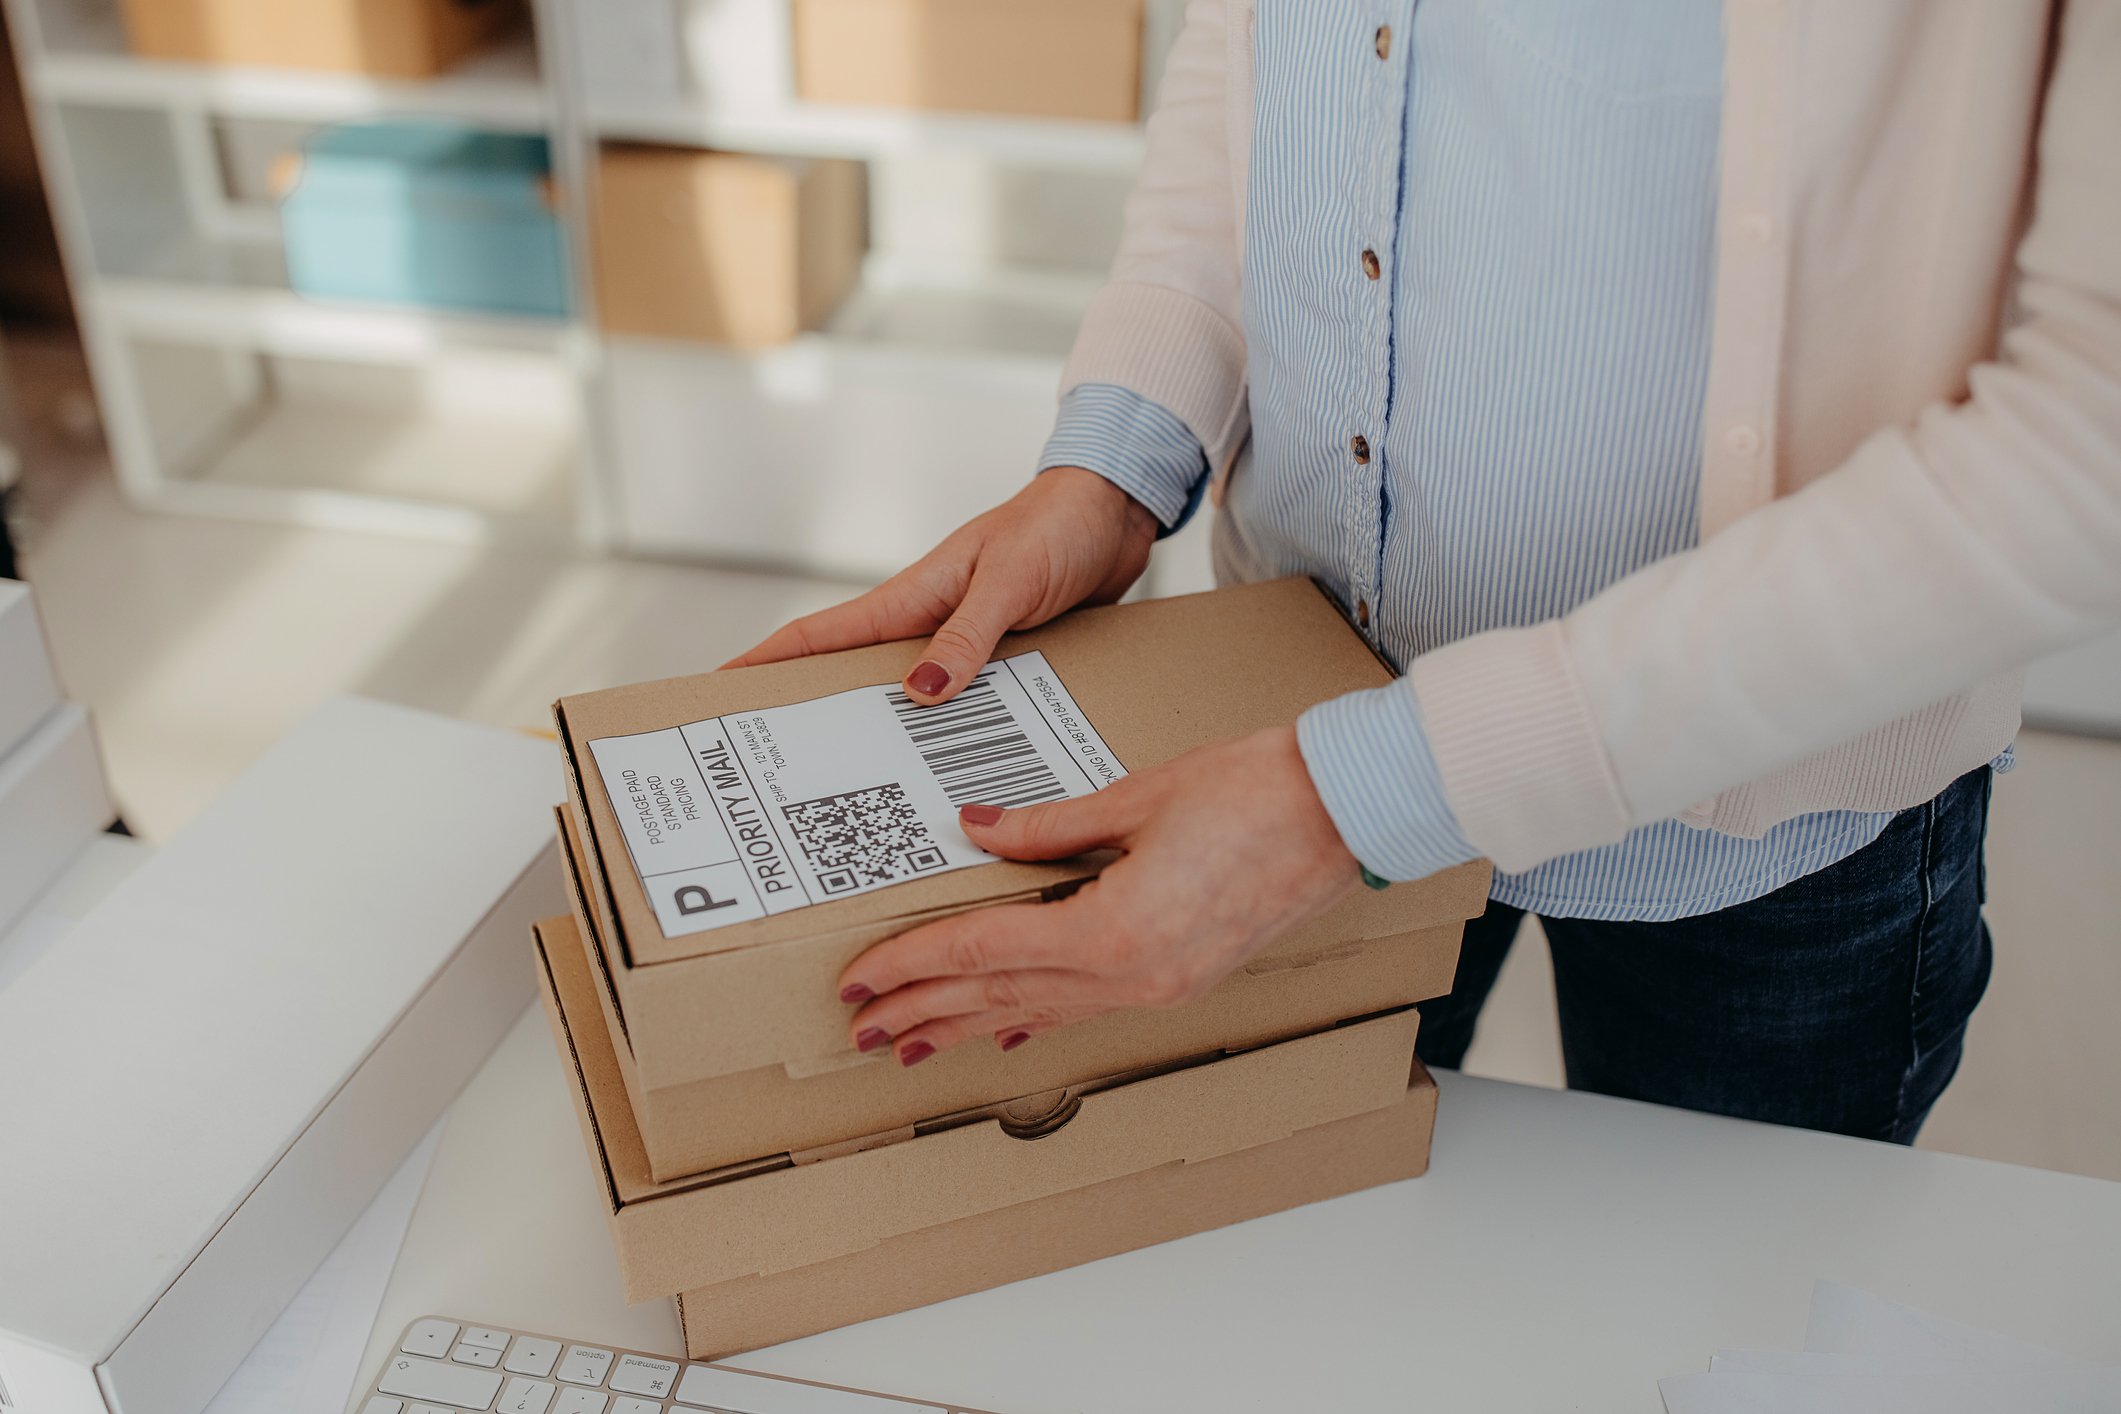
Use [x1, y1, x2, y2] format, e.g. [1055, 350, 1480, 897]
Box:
[535, 912, 1437, 1357]
[591, 144, 866, 349]
[550, 577, 1491, 1101]
[556, 801, 1464, 1179]
[118, 0, 525, 79]
[280, 124, 570, 318]
[792, 0, 1147, 122]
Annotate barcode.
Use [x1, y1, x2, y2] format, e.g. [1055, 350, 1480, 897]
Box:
[888, 667, 1070, 810]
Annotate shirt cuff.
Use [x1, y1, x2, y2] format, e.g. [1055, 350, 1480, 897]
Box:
[1038, 383, 1209, 533]
[1297, 679, 1482, 883]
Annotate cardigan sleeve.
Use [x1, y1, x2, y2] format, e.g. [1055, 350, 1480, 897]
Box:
[1057, 0, 1251, 475]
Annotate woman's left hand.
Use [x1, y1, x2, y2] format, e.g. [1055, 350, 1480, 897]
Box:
[838, 725, 1364, 1065]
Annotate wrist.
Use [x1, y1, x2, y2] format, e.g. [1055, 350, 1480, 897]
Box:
[1268, 724, 1364, 885]
[1045, 465, 1159, 544]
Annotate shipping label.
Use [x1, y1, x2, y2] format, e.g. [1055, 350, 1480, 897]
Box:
[586, 651, 1127, 937]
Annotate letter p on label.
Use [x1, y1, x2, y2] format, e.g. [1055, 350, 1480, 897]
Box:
[673, 884, 738, 915]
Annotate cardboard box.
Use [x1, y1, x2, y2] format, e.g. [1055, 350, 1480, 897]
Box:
[679, 1067, 1438, 1360]
[0, 704, 111, 937]
[792, 0, 1146, 123]
[554, 578, 1493, 1094]
[0, 698, 564, 1414]
[558, 804, 1462, 1179]
[592, 144, 865, 349]
[117, 0, 524, 79]
[534, 915, 1420, 1304]
[0, 579, 64, 763]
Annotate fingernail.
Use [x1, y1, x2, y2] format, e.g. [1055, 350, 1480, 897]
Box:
[1000, 1031, 1030, 1052]
[959, 803, 1004, 828]
[839, 983, 873, 1005]
[899, 1041, 936, 1067]
[856, 1028, 891, 1053]
[907, 661, 950, 697]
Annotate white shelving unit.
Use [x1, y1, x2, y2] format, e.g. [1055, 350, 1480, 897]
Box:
[3, 0, 1173, 573]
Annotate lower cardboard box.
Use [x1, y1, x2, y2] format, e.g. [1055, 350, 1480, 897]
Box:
[534, 915, 1422, 1306]
[557, 806, 1461, 1179]
[679, 1065, 1438, 1360]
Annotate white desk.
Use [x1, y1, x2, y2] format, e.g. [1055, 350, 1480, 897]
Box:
[359, 1008, 2121, 1413]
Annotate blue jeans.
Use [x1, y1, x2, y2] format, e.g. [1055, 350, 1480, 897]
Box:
[1415, 767, 1995, 1143]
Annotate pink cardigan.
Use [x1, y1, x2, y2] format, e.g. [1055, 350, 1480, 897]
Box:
[1062, 0, 2121, 871]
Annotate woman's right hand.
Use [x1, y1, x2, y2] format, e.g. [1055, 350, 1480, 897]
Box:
[723, 467, 1161, 705]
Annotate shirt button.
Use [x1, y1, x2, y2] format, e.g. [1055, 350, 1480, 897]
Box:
[1739, 211, 1774, 243]
[1360, 249, 1381, 280]
[1356, 598, 1371, 628]
[1374, 24, 1392, 59]
[1726, 425, 1762, 456]
[1349, 434, 1371, 464]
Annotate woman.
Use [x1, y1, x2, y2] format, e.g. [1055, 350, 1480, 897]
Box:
[733, 1, 2119, 1141]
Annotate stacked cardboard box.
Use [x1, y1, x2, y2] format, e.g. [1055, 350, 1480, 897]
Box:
[542, 578, 1491, 1358]
[118, 0, 524, 79]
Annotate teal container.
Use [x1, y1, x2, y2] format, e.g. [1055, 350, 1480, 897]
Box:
[281, 123, 571, 319]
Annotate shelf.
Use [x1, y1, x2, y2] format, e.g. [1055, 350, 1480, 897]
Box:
[28, 9, 549, 132]
[154, 396, 578, 543]
[587, 97, 1147, 174]
[821, 258, 1096, 365]
[84, 233, 573, 362]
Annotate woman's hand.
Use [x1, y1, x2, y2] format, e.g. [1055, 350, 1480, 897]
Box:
[837, 725, 1364, 1065]
[725, 468, 1160, 703]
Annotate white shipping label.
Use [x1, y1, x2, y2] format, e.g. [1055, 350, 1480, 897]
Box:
[587, 652, 1127, 938]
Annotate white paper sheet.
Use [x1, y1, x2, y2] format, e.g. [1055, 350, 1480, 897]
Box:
[202, 1124, 442, 1414]
[1802, 1278, 2085, 1367]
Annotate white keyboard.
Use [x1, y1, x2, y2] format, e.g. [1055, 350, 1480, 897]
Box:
[360, 1317, 1000, 1414]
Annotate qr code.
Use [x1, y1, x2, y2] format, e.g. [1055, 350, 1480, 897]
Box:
[781, 783, 949, 895]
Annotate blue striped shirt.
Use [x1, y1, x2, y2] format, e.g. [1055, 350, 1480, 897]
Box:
[1039, 0, 1914, 922]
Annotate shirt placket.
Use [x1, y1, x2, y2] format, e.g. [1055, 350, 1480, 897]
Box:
[1344, 0, 1414, 642]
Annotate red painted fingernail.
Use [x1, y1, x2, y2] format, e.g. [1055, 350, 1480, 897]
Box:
[899, 1040, 936, 1067]
[856, 1028, 891, 1053]
[1000, 1031, 1030, 1052]
[907, 661, 951, 697]
[839, 983, 873, 1005]
[959, 803, 1004, 828]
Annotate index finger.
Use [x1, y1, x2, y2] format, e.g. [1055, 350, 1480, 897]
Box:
[722, 579, 946, 669]
[840, 891, 1112, 1001]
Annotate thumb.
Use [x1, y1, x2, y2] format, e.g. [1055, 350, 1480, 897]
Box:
[901, 573, 1033, 705]
[958, 782, 1149, 861]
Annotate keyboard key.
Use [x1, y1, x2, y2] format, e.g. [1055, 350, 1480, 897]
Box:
[557, 1347, 615, 1387]
[505, 1338, 563, 1378]
[401, 1320, 461, 1360]
[377, 1353, 505, 1409]
[609, 1355, 680, 1398]
[463, 1328, 513, 1352]
[410, 1406, 457, 1414]
[675, 1365, 945, 1413]
[498, 1378, 558, 1414]
[361, 1401, 404, 1414]
[611, 1400, 661, 1414]
[454, 1344, 504, 1368]
[552, 1391, 608, 1414]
